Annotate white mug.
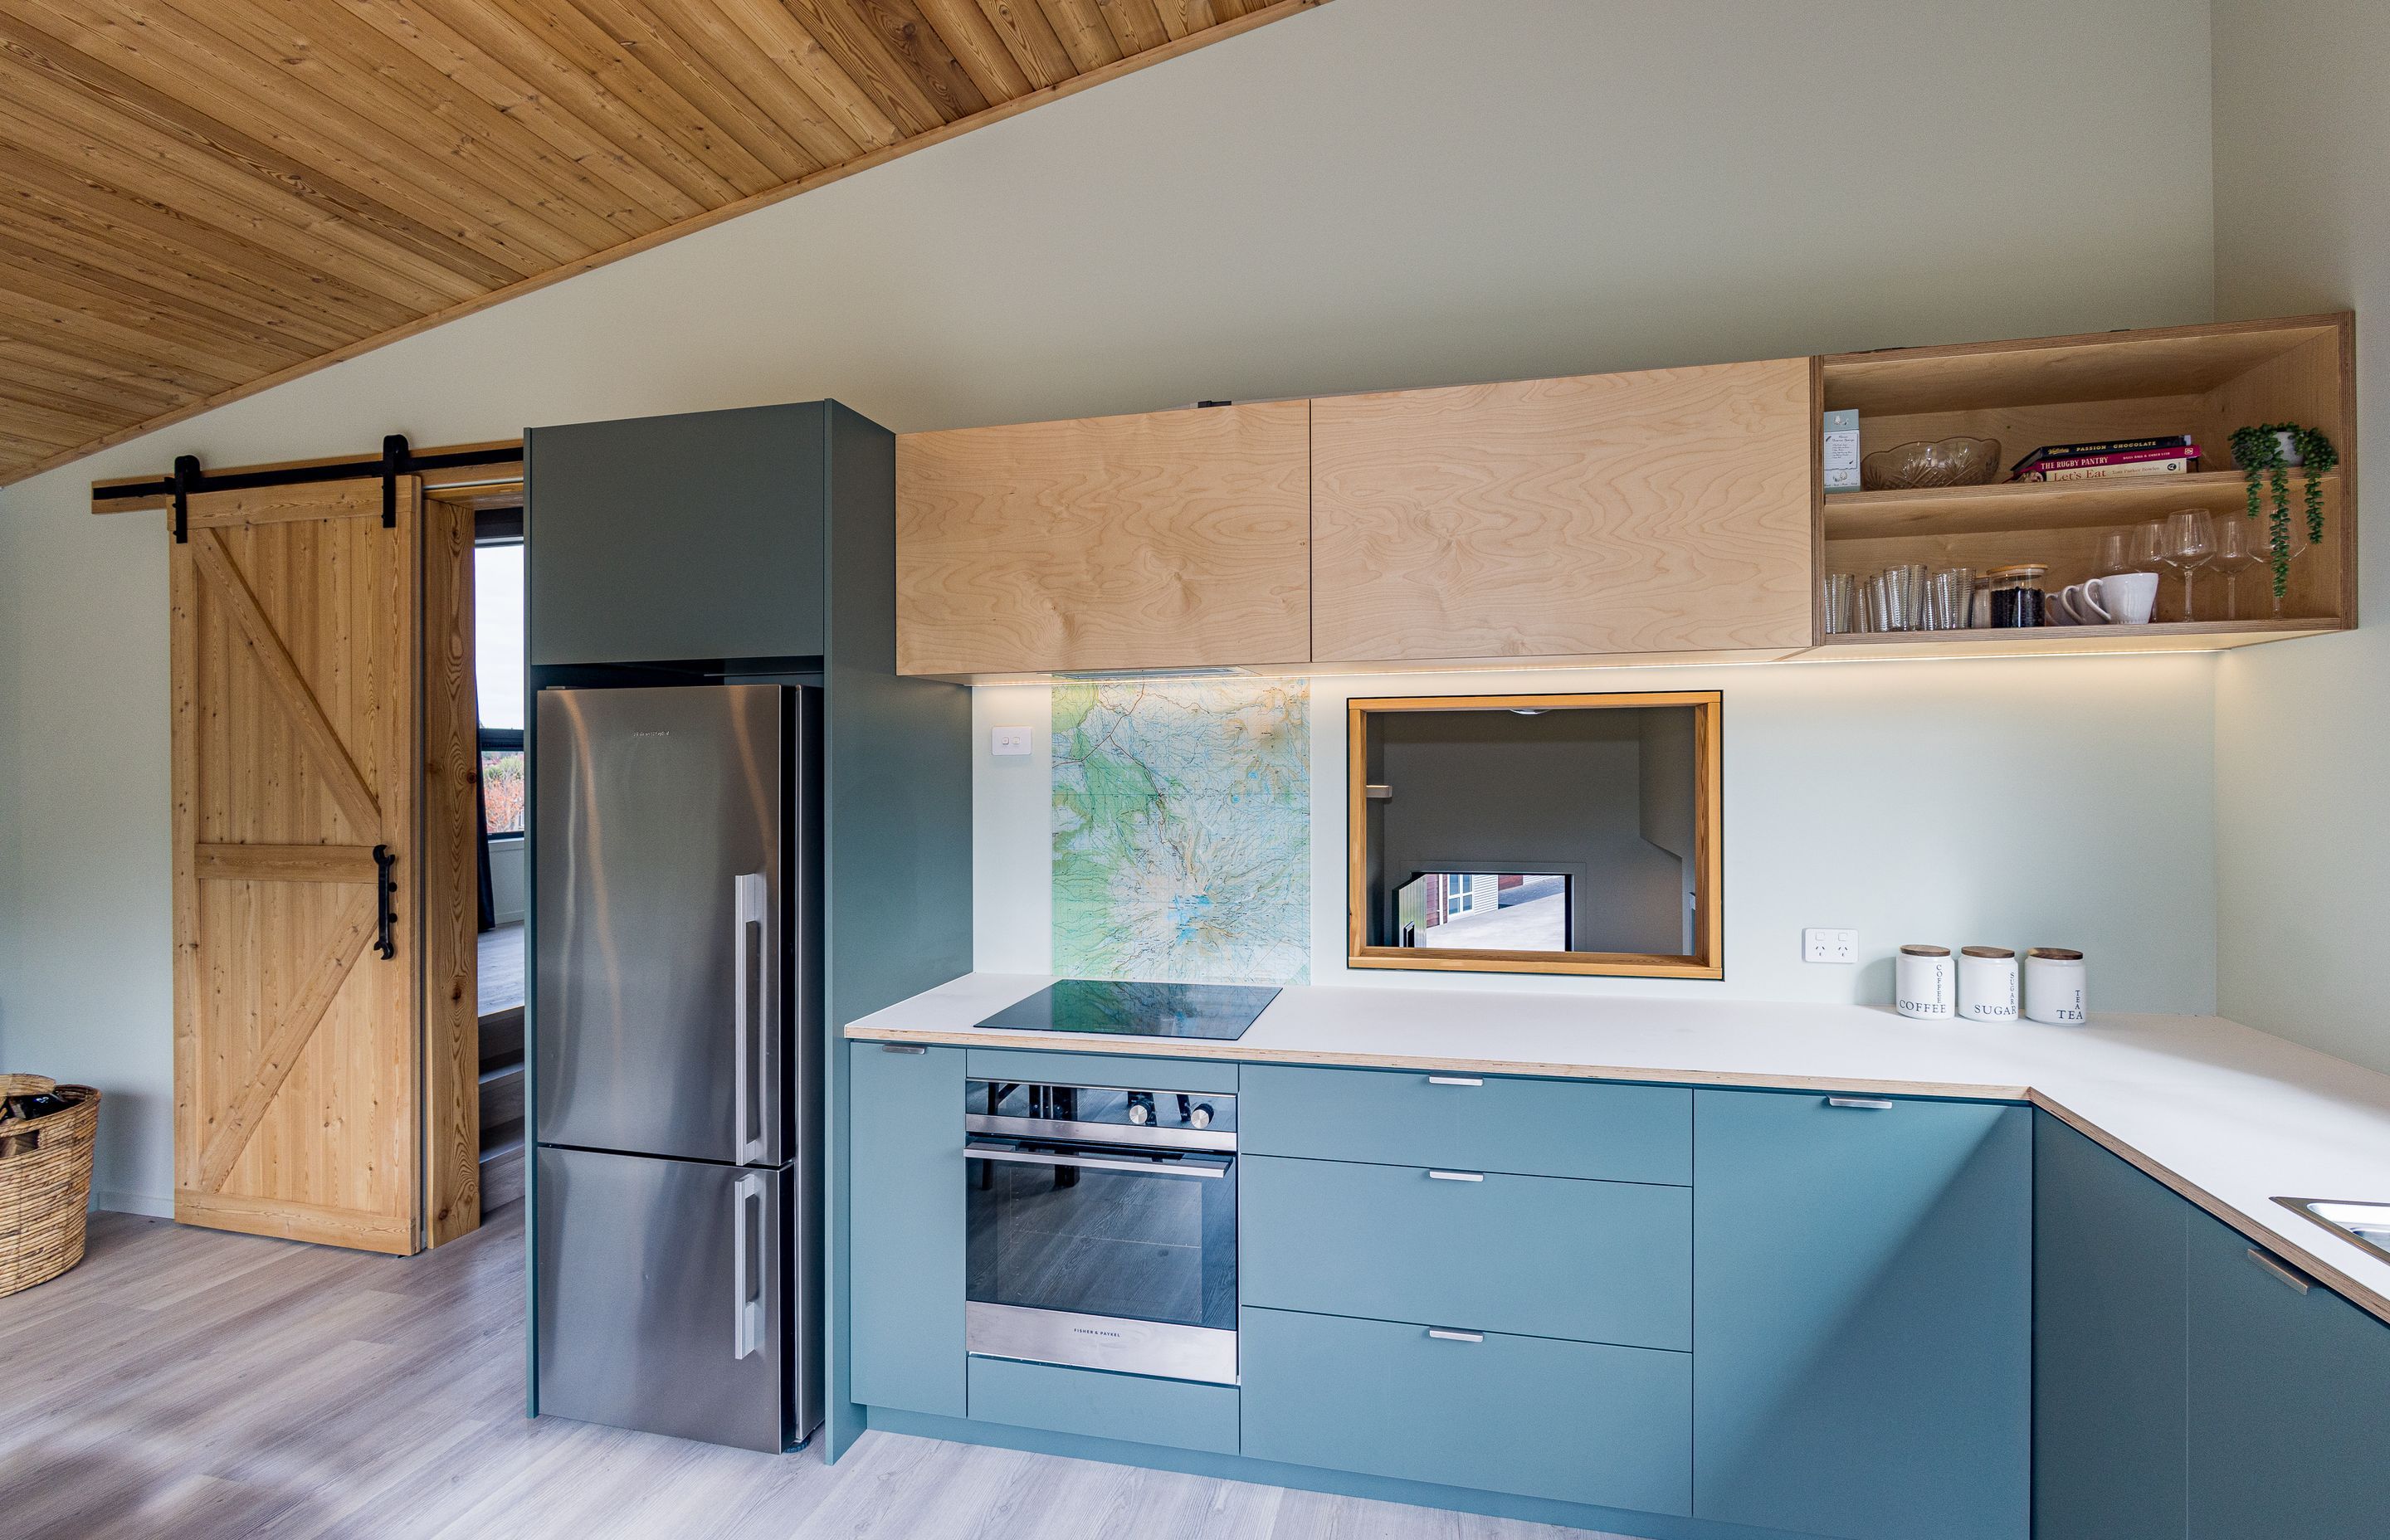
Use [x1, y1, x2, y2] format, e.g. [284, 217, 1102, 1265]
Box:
[2082, 572, 2158, 625]
[2051, 585, 2087, 624]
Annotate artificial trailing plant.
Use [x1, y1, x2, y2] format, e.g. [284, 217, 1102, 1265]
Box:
[2231, 422, 2339, 600]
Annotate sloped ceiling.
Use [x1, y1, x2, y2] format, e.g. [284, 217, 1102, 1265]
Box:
[0, 0, 1324, 485]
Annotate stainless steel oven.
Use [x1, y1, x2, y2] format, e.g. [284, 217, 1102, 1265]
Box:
[964, 1078, 1237, 1384]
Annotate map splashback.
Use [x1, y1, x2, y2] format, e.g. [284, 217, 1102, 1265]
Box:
[1051, 677, 1311, 985]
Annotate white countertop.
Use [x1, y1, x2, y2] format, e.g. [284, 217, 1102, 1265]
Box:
[846, 972, 2390, 1322]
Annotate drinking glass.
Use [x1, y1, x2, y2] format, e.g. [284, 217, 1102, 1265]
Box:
[2156, 509, 2214, 621]
[1820, 573, 1858, 635]
[2207, 517, 2263, 620]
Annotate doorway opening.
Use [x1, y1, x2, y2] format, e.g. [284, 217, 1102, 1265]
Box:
[471, 505, 527, 1215]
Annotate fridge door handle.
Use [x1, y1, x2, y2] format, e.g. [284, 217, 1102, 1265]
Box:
[732, 872, 768, 1165]
[733, 1172, 766, 1360]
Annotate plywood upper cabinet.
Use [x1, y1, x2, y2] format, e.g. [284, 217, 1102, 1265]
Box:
[895, 402, 1311, 677]
[1310, 359, 1817, 661]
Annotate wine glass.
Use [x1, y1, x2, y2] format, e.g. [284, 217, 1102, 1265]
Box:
[2095, 529, 2135, 578]
[2155, 509, 2214, 621]
[2207, 516, 2263, 620]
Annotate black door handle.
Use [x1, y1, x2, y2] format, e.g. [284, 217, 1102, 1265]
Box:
[372, 844, 398, 960]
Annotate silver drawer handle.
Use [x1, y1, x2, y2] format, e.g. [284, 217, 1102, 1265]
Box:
[2245, 1247, 2312, 1294]
[1427, 1328, 1485, 1343]
[1427, 1075, 1483, 1086]
[879, 1043, 928, 1055]
[1827, 1097, 1895, 1110]
[1427, 1169, 1485, 1182]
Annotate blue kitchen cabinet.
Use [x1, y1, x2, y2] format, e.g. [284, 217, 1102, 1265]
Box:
[1693, 1089, 2030, 1540]
[1240, 1065, 1690, 1184]
[2188, 1208, 2390, 1538]
[1241, 1153, 1690, 1348]
[1241, 1305, 1692, 1515]
[847, 1043, 964, 1416]
[526, 402, 833, 665]
[2033, 1114, 2188, 1540]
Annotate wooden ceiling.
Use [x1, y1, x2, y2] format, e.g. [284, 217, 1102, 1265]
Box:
[0, 0, 1324, 486]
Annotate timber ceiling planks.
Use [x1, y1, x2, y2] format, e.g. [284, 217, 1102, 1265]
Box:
[0, 0, 1324, 485]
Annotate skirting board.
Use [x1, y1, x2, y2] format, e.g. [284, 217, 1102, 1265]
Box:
[93, 1189, 174, 1219]
[865, 1408, 1798, 1540]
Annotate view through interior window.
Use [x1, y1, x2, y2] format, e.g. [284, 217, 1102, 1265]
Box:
[1395, 873, 1571, 950]
[475, 538, 524, 836]
[1350, 693, 1723, 978]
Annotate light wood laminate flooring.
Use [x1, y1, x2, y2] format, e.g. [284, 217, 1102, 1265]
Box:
[2, 1207, 1622, 1540]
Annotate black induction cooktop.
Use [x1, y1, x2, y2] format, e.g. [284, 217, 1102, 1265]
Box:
[971, 979, 1281, 1041]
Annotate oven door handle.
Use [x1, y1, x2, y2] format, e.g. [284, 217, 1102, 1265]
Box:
[964, 1143, 1232, 1179]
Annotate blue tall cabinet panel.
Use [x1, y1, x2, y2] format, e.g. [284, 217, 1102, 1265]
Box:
[847, 1044, 964, 1417]
[2188, 1209, 2390, 1538]
[2033, 1114, 2188, 1540]
[1692, 1090, 2030, 1540]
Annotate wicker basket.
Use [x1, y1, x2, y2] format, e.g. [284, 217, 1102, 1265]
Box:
[0, 1075, 100, 1297]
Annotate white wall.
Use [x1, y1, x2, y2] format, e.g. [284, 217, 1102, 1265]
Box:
[0, 0, 2219, 1212]
[972, 660, 2219, 1011]
[2211, 0, 2390, 1074]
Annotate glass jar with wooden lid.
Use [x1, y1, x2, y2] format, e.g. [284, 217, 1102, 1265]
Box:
[1987, 565, 2050, 628]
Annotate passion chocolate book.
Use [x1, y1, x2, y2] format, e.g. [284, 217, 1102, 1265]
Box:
[2017, 455, 2199, 482]
[2007, 435, 2194, 476]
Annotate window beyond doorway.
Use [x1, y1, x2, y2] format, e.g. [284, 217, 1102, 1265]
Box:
[475, 524, 524, 836]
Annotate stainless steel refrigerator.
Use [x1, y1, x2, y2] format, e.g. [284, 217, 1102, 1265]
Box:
[531, 683, 821, 1454]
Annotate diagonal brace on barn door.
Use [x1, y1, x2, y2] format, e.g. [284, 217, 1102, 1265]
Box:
[188, 530, 383, 841]
[193, 883, 380, 1192]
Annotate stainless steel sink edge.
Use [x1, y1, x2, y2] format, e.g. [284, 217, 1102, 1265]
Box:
[2271, 1196, 2390, 1270]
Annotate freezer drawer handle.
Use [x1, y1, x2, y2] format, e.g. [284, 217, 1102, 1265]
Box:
[733, 872, 768, 1165]
[733, 1172, 766, 1359]
[1427, 1328, 1485, 1343]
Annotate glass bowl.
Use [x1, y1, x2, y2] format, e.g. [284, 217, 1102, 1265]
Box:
[1860, 436, 2004, 490]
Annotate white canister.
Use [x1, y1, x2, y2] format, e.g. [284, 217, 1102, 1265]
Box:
[1958, 946, 2019, 1022]
[2024, 948, 2088, 1024]
[1895, 944, 1954, 1020]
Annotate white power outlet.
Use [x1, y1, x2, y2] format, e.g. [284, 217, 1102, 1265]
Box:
[1803, 928, 1858, 964]
[991, 725, 1033, 757]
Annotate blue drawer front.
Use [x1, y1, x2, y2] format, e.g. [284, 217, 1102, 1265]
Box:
[1239, 1064, 1690, 1183]
[1241, 1305, 1690, 1516]
[1243, 1153, 1690, 1349]
[966, 1047, 1239, 1094]
[966, 1355, 1239, 1455]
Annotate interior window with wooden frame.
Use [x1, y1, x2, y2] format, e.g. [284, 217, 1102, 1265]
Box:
[1348, 692, 1724, 979]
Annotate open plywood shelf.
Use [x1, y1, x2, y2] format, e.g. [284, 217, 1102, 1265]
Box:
[1823, 470, 2336, 540]
[1816, 313, 2357, 647]
[1802, 618, 2338, 661]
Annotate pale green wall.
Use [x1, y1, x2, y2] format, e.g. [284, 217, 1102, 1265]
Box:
[2211, 0, 2390, 1074]
[2, 0, 2222, 1212]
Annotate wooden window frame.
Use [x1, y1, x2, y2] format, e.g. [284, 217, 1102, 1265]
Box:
[1346, 691, 1725, 980]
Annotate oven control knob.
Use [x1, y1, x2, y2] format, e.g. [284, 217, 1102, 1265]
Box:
[1190, 1103, 1214, 1130]
[1128, 1101, 1151, 1125]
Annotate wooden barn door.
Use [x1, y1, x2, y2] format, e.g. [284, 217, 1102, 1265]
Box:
[169, 475, 427, 1253]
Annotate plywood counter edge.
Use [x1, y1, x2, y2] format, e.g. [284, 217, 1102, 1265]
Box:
[846, 1020, 2390, 1327]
